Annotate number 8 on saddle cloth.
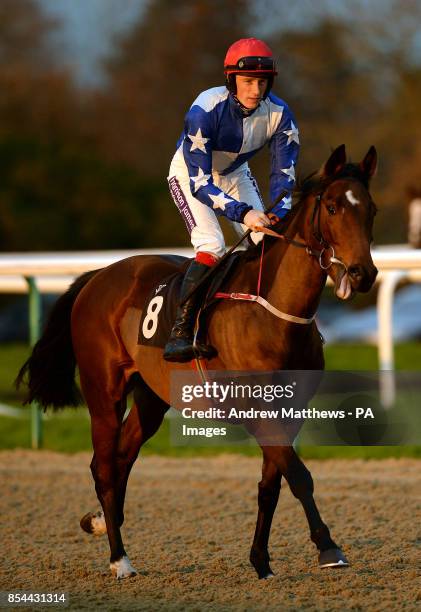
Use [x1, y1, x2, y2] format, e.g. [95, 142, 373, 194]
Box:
[138, 254, 242, 349]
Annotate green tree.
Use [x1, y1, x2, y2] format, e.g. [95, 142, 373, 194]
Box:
[0, 0, 178, 250]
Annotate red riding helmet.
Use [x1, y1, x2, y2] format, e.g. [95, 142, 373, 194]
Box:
[224, 38, 277, 98]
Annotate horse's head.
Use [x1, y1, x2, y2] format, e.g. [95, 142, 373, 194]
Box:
[309, 144, 378, 299]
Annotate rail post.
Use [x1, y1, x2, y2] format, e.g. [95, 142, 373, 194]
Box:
[377, 270, 405, 408]
[25, 276, 42, 448]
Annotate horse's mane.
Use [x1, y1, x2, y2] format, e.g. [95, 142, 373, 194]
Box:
[295, 162, 369, 200]
[241, 161, 371, 261]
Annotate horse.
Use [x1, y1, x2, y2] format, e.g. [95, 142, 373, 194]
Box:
[17, 144, 378, 580]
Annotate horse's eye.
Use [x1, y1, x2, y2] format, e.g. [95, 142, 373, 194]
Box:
[327, 205, 336, 216]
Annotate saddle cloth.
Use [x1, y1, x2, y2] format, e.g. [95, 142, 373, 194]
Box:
[137, 253, 241, 348]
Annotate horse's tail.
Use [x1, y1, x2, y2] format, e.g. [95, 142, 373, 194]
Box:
[15, 269, 100, 410]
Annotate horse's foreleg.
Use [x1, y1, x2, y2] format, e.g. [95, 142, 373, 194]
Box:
[271, 445, 349, 569]
[250, 454, 281, 579]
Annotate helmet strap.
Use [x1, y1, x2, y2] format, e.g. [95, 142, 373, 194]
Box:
[225, 74, 237, 95]
[232, 94, 255, 116]
[263, 76, 274, 99]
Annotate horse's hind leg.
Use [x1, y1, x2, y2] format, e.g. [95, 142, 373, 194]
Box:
[268, 445, 349, 569]
[81, 377, 168, 536]
[82, 381, 137, 580]
[250, 454, 282, 579]
[114, 379, 169, 526]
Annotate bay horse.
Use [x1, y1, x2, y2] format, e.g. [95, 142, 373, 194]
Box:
[17, 144, 378, 580]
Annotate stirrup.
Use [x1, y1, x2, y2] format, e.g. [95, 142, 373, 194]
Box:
[192, 340, 217, 360]
[163, 337, 195, 363]
[163, 337, 217, 363]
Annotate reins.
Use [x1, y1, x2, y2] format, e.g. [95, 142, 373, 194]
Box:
[256, 192, 348, 273]
[180, 189, 289, 306]
[194, 179, 361, 332]
[212, 183, 356, 326]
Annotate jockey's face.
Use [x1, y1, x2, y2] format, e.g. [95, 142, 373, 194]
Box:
[235, 75, 268, 109]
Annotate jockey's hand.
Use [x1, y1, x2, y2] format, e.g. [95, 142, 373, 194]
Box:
[268, 212, 280, 225]
[243, 209, 271, 231]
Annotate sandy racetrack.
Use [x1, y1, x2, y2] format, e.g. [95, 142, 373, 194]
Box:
[0, 451, 420, 611]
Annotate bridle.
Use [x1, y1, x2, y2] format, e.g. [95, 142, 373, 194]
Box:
[261, 187, 353, 274]
[184, 179, 368, 308]
[212, 186, 352, 327]
[193, 170, 375, 361]
[310, 192, 348, 273]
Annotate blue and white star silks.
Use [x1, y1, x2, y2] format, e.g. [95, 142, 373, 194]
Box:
[283, 120, 300, 146]
[281, 163, 296, 182]
[174, 86, 300, 222]
[191, 166, 211, 191]
[209, 192, 233, 211]
[188, 128, 209, 153]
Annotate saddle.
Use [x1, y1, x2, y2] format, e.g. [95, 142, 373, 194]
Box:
[137, 252, 242, 348]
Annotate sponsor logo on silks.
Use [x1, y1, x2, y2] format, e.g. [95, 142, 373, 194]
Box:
[155, 284, 167, 295]
[168, 176, 196, 233]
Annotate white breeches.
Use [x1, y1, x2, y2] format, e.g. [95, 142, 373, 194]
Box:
[168, 162, 265, 258]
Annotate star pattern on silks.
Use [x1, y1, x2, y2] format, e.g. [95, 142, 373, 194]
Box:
[191, 166, 211, 190]
[283, 120, 300, 145]
[188, 128, 209, 153]
[209, 191, 233, 211]
[280, 163, 296, 182]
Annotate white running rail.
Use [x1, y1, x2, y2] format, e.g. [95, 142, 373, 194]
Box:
[0, 246, 421, 422]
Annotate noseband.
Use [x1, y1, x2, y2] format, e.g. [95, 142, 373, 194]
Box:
[310, 193, 348, 272]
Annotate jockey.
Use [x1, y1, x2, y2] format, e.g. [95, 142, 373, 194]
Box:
[163, 38, 300, 362]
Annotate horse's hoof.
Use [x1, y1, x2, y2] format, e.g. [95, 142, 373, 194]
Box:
[80, 510, 107, 536]
[110, 555, 137, 580]
[261, 571, 275, 580]
[250, 549, 274, 579]
[319, 548, 349, 568]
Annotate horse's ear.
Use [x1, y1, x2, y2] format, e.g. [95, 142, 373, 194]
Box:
[321, 144, 347, 178]
[360, 145, 377, 179]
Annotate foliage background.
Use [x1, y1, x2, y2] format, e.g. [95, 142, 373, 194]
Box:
[1, 0, 421, 251]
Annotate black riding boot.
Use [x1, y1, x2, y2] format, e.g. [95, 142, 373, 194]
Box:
[163, 260, 217, 362]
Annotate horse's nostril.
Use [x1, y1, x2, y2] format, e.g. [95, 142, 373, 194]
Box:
[349, 265, 363, 279]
